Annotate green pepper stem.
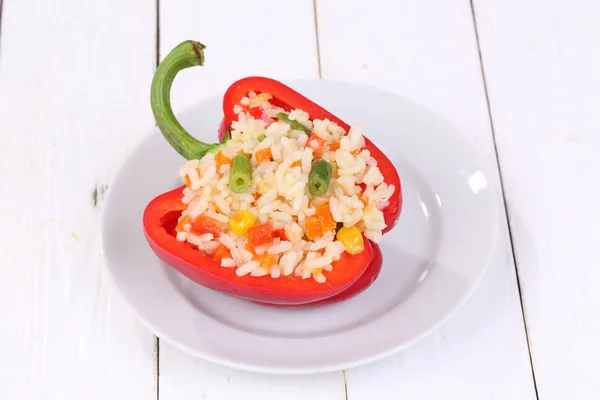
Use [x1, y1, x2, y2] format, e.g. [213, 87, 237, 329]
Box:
[151, 40, 219, 159]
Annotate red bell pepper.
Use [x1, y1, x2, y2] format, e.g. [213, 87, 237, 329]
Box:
[143, 186, 376, 305]
[220, 77, 402, 232]
[145, 40, 400, 305]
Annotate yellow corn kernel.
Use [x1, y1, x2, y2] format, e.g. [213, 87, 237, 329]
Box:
[229, 210, 255, 235]
[336, 226, 364, 255]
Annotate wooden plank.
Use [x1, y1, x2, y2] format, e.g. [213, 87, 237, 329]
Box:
[159, 0, 319, 114]
[0, 0, 157, 398]
[157, 1, 343, 398]
[160, 347, 344, 400]
[316, 0, 537, 398]
[473, 0, 600, 398]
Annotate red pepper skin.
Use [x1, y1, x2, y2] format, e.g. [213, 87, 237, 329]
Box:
[143, 186, 375, 305]
[219, 77, 402, 232]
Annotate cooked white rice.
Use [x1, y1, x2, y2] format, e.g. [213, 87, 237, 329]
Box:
[173, 93, 395, 283]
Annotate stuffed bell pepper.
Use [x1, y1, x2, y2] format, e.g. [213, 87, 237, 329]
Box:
[143, 40, 402, 305]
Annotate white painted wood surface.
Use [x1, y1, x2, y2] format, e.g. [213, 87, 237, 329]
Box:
[1, 0, 596, 398]
[0, 0, 157, 399]
[473, 0, 600, 398]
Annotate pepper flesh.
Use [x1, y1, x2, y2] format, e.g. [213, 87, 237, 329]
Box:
[143, 186, 375, 305]
[220, 76, 402, 232]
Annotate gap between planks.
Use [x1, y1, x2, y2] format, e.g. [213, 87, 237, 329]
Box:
[155, 1, 161, 399]
[313, 2, 349, 398]
[468, 0, 539, 398]
[312, 0, 322, 79]
[0, 0, 4, 58]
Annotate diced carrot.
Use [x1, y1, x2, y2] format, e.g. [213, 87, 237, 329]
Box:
[175, 214, 191, 232]
[245, 245, 256, 256]
[315, 202, 337, 232]
[306, 132, 326, 155]
[255, 148, 273, 163]
[304, 215, 323, 240]
[247, 222, 274, 249]
[273, 229, 287, 241]
[216, 151, 231, 168]
[212, 245, 231, 264]
[291, 160, 302, 169]
[183, 167, 202, 187]
[190, 215, 221, 237]
[329, 142, 340, 151]
[359, 196, 369, 206]
[254, 253, 277, 269]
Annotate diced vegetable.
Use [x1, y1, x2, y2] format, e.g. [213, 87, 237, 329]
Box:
[336, 226, 364, 255]
[250, 93, 272, 107]
[291, 160, 302, 169]
[276, 112, 311, 134]
[216, 151, 231, 168]
[255, 148, 272, 163]
[257, 134, 266, 142]
[306, 132, 325, 155]
[248, 222, 274, 249]
[176, 214, 191, 232]
[329, 142, 340, 151]
[254, 253, 277, 269]
[212, 245, 232, 264]
[183, 167, 201, 187]
[248, 106, 264, 119]
[308, 159, 332, 196]
[229, 210, 255, 235]
[228, 154, 251, 193]
[273, 229, 287, 241]
[245, 245, 256, 256]
[304, 215, 323, 240]
[190, 215, 221, 237]
[315, 202, 337, 232]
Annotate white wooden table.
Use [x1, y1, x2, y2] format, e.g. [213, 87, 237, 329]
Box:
[1, 0, 598, 398]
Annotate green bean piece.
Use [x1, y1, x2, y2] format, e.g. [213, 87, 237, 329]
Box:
[308, 159, 332, 196]
[228, 155, 251, 193]
[276, 112, 312, 134]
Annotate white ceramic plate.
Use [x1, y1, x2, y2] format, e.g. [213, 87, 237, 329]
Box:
[101, 79, 500, 374]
